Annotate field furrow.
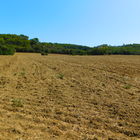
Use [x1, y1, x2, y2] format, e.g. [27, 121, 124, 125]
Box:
[0, 53, 139, 140]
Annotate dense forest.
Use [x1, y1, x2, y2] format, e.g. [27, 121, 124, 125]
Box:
[0, 34, 140, 55]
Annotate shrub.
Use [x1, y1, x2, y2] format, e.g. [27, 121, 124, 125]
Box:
[11, 98, 24, 107]
[41, 52, 48, 55]
[57, 73, 64, 79]
[124, 84, 131, 89]
[0, 45, 15, 55]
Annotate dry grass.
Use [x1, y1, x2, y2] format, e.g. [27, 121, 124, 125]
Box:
[0, 53, 139, 140]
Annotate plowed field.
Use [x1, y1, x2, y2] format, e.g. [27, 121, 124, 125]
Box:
[0, 53, 140, 140]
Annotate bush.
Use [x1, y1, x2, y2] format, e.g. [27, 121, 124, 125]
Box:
[0, 45, 15, 55]
[11, 98, 24, 107]
[41, 52, 48, 55]
[57, 73, 64, 79]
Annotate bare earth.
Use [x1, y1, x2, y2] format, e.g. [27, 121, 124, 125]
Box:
[0, 53, 140, 140]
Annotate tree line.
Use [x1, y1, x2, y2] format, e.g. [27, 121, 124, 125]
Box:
[0, 34, 140, 55]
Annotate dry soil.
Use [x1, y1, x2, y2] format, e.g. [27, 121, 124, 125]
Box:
[0, 53, 140, 140]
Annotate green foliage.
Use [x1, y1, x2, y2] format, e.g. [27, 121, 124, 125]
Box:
[41, 42, 89, 55]
[20, 71, 26, 76]
[19, 34, 29, 40]
[11, 98, 24, 107]
[0, 34, 139, 55]
[57, 73, 64, 79]
[30, 38, 39, 45]
[41, 46, 48, 55]
[124, 84, 132, 89]
[0, 38, 5, 45]
[41, 52, 48, 55]
[87, 44, 140, 55]
[0, 45, 15, 55]
[0, 34, 30, 54]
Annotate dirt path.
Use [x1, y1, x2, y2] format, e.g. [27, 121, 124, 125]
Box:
[0, 53, 139, 140]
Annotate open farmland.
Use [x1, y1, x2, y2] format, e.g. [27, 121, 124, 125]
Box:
[0, 53, 140, 140]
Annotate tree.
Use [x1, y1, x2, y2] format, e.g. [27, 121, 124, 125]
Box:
[19, 34, 29, 40]
[30, 38, 39, 45]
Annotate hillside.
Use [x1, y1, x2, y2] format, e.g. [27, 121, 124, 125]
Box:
[0, 34, 140, 55]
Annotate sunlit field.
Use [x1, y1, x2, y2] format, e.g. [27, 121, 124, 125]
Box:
[0, 53, 140, 139]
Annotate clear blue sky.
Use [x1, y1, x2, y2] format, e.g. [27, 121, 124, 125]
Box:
[0, 0, 140, 46]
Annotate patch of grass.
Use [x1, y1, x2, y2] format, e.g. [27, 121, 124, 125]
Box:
[11, 98, 24, 107]
[19, 68, 26, 76]
[20, 72, 25, 76]
[57, 73, 64, 79]
[124, 84, 131, 89]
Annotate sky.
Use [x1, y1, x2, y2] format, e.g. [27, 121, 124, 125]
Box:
[0, 0, 140, 47]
